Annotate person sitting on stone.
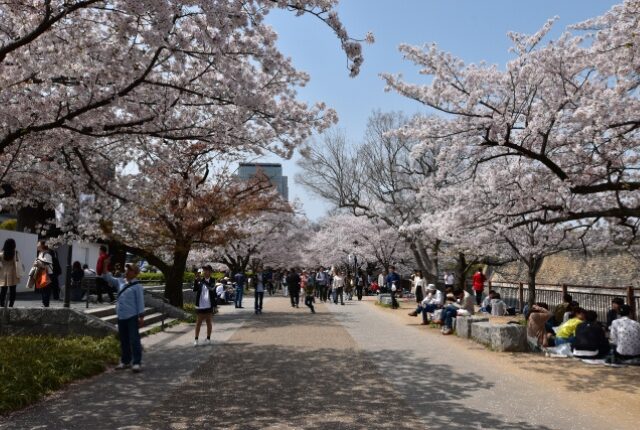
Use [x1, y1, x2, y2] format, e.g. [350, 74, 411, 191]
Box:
[490, 292, 508, 316]
[609, 304, 640, 363]
[562, 301, 581, 323]
[440, 289, 474, 335]
[480, 291, 497, 313]
[527, 303, 552, 350]
[606, 297, 625, 331]
[552, 307, 586, 346]
[408, 284, 443, 324]
[552, 293, 573, 327]
[572, 310, 609, 359]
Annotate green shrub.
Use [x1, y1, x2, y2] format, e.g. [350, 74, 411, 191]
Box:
[137, 272, 164, 282]
[0, 336, 120, 414]
[0, 219, 16, 231]
[137, 271, 198, 283]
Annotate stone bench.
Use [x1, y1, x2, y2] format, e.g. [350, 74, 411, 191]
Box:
[470, 322, 529, 352]
[377, 294, 393, 306]
[456, 315, 490, 339]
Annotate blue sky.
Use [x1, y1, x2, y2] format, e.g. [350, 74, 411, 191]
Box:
[257, 0, 621, 221]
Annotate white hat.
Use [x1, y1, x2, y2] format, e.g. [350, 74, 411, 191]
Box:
[427, 284, 436, 290]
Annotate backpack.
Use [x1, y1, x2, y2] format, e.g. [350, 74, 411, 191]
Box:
[48, 250, 62, 276]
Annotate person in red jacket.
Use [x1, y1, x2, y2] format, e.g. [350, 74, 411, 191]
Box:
[472, 268, 486, 307]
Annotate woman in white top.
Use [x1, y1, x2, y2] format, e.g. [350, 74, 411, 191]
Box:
[0, 238, 22, 307]
[412, 270, 425, 303]
[332, 271, 345, 305]
[192, 265, 217, 346]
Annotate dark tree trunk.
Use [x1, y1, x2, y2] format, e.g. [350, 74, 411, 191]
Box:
[455, 252, 467, 291]
[526, 255, 545, 311]
[163, 247, 190, 308]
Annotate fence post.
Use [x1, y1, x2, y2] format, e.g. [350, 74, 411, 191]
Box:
[627, 286, 636, 321]
[518, 282, 524, 312]
[488, 281, 492, 294]
[561, 284, 568, 298]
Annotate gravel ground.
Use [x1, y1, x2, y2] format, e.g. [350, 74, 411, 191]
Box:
[2, 294, 637, 430]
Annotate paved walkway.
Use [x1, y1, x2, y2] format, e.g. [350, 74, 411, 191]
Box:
[2, 296, 638, 429]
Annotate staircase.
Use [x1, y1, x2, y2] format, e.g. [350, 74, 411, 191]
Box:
[84, 304, 178, 336]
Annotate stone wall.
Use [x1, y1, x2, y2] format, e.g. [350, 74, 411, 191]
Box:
[491, 249, 640, 287]
[0, 308, 117, 337]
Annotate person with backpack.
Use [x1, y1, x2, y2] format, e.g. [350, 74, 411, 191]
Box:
[115, 264, 145, 372]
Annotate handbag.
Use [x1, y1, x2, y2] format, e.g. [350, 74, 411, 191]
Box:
[35, 268, 51, 289]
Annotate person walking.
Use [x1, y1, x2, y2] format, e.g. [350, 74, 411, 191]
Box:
[303, 270, 316, 313]
[233, 271, 245, 308]
[286, 269, 301, 308]
[332, 270, 345, 305]
[193, 265, 217, 346]
[472, 268, 486, 307]
[282, 269, 289, 297]
[316, 267, 329, 303]
[386, 266, 400, 309]
[0, 238, 22, 308]
[413, 270, 425, 304]
[355, 270, 364, 301]
[253, 268, 266, 314]
[444, 271, 455, 290]
[115, 264, 145, 372]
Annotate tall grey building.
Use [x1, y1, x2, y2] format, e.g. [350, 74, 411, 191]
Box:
[238, 163, 289, 200]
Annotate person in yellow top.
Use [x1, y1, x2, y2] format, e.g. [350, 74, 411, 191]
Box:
[554, 307, 586, 345]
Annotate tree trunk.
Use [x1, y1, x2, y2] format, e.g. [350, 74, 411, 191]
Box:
[526, 255, 545, 311]
[163, 247, 190, 308]
[455, 252, 467, 291]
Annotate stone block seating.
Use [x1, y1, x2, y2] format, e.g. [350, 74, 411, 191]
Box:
[378, 294, 393, 306]
[456, 315, 490, 339]
[470, 321, 529, 352]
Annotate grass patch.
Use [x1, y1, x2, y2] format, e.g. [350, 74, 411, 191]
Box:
[0, 335, 120, 415]
[182, 303, 197, 323]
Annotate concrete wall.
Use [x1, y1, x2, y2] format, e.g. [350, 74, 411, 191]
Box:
[0, 307, 117, 337]
[491, 249, 640, 288]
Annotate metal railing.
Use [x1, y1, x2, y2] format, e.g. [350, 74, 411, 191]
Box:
[488, 281, 638, 323]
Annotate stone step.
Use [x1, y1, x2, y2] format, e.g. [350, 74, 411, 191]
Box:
[85, 305, 117, 319]
[101, 307, 155, 325]
[139, 318, 178, 336]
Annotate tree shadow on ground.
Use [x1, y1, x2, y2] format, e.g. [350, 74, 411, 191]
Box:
[508, 353, 640, 395]
[139, 341, 551, 430]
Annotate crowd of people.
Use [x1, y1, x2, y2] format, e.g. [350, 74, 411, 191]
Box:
[526, 293, 640, 364]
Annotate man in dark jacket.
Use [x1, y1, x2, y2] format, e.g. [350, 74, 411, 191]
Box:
[572, 310, 609, 359]
[286, 269, 301, 308]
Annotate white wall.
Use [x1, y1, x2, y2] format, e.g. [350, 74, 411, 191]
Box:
[0, 231, 103, 293]
[0, 230, 38, 292]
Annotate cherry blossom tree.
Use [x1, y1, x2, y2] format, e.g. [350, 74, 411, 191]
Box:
[382, 1, 640, 241]
[0, 1, 369, 172]
[298, 111, 439, 279]
[302, 213, 414, 274]
[1, 0, 371, 306]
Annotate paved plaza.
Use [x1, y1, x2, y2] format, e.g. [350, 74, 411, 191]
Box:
[2, 296, 639, 430]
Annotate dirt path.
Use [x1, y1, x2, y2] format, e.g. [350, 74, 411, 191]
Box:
[355, 296, 640, 429]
